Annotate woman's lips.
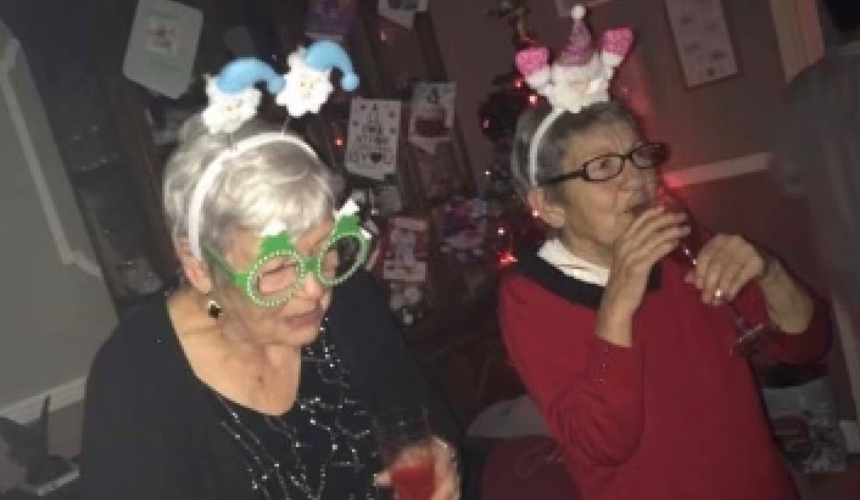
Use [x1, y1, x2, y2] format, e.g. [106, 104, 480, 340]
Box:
[282, 306, 322, 328]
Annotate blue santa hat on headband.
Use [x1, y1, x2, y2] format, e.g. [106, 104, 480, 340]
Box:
[301, 40, 359, 92]
[202, 58, 285, 134]
[201, 40, 360, 133]
[276, 40, 360, 117]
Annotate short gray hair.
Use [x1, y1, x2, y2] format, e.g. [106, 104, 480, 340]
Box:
[511, 100, 638, 202]
[162, 115, 344, 255]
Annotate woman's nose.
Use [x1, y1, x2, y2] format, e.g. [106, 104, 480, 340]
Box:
[296, 272, 326, 299]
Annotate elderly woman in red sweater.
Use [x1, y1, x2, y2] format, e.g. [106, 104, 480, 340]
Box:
[498, 8, 830, 500]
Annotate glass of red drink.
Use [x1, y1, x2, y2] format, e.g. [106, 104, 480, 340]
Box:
[373, 407, 436, 500]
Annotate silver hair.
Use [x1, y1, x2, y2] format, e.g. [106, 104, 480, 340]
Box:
[510, 100, 638, 202]
[162, 114, 344, 256]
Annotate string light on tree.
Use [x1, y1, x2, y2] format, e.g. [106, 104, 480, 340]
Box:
[478, 0, 545, 266]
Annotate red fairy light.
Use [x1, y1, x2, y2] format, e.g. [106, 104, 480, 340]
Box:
[498, 250, 517, 267]
[528, 93, 538, 106]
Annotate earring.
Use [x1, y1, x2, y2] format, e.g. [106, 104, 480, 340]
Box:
[206, 297, 223, 319]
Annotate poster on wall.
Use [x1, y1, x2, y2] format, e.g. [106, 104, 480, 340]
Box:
[122, 0, 203, 98]
[306, 0, 359, 41]
[409, 82, 456, 154]
[663, 0, 739, 87]
[377, 216, 429, 282]
[346, 98, 402, 181]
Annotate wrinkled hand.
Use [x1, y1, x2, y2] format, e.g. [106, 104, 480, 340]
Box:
[690, 233, 768, 305]
[605, 207, 690, 315]
[375, 438, 460, 500]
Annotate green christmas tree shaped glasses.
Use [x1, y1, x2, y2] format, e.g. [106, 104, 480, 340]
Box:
[205, 211, 371, 307]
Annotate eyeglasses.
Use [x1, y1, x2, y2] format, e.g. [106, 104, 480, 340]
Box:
[205, 215, 370, 307]
[539, 142, 668, 185]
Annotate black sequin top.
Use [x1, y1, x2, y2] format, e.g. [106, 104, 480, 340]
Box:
[207, 319, 384, 500]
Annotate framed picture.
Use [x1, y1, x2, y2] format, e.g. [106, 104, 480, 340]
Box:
[663, 0, 739, 87]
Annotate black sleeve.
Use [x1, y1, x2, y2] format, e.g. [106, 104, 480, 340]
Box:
[81, 334, 195, 500]
[330, 271, 462, 446]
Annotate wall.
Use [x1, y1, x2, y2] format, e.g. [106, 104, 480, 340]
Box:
[0, 18, 115, 491]
[430, 0, 855, 417]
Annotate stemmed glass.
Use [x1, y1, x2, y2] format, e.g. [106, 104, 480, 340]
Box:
[633, 186, 775, 356]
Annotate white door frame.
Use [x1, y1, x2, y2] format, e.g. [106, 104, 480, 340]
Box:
[770, 0, 825, 80]
[770, 0, 860, 424]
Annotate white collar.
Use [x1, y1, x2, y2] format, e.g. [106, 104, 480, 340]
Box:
[537, 238, 610, 286]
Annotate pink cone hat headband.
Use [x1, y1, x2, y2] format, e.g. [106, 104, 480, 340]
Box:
[514, 4, 634, 186]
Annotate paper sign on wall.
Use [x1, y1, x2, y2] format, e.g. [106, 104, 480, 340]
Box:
[378, 216, 429, 282]
[346, 99, 402, 181]
[664, 0, 738, 87]
[409, 82, 456, 154]
[122, 0, 203, 98]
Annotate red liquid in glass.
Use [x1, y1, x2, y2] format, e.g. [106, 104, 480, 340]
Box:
[391, 463, 436, 500]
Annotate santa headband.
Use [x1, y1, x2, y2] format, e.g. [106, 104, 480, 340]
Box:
[514, 5, 634, 186]
[187, 40, 360, 260]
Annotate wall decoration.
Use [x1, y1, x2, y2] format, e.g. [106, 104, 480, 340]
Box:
[386, 280, 428, 326]
[434, 196, 488, 263]
[378, 216, 429, 282]
[306, 0, 359, 41]
[370, 177, 405, 216]
[409, 82, 456, 153]
[122, 0, 203, 98]
[410, 145, 466, 204]
[663, 0, 739, 87]
[345, 98, 402, 181]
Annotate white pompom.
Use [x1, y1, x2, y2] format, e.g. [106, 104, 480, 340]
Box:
[571, 4, 586, 20]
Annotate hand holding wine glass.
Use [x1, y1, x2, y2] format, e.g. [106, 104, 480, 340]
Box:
[635, 187, 777, 356]
[373, 407, 460, 500]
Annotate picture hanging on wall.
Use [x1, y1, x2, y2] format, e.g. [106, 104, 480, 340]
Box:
[345, 98, 402, 181]
[122, 0, 203, 98]
[663, 0, 739, 87]
[409, 82, 456, 154]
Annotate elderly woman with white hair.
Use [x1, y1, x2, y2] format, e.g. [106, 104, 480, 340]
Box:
[81, 43, 460, 500]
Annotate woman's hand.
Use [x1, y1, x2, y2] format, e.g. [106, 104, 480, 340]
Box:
[598, 207, 689, 346]
[375, 437, 460, 500]
[691, 234, 769, 305]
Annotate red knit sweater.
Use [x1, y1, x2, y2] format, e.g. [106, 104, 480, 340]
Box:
[499, 255, 830, 500]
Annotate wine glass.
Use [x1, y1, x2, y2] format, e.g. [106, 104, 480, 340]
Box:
[372, 407, 436, 500]
[633, 187, 776, 356]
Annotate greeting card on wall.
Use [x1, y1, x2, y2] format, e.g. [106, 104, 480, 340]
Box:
[409, 82, 456, 153]
[664, 0, 738, 87]
[378, 216, 429, 282]
[346, 99, 402, 181]
[122, 0, 203, 98]
[306, 0, 358, 41]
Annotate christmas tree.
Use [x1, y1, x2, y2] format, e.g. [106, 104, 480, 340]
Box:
[478, 0, 544, 265]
